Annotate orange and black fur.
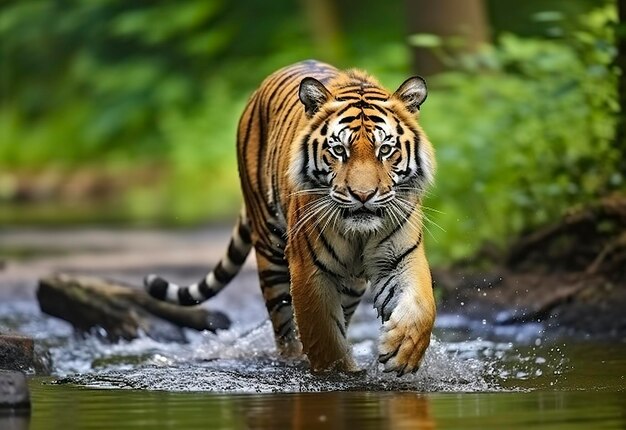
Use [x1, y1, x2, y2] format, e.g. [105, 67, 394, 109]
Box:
[145, 60, 436, 375]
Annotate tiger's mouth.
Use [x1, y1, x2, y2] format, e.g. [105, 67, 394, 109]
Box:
[341, 207, 385, 218]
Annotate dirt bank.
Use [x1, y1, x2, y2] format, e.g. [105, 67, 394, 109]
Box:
[435, 195, 626, 339]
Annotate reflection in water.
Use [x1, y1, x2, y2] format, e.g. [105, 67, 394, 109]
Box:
[242, 392, 434, 430]
[386, 393, 434, 430]
[27, 383, 626, 430]
[29, 384, 440, 430]
[0, 414, 30, 430]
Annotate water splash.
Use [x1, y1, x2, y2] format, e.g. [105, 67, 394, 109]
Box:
[1, 300, 565, 393]
[53, 330, 497, 392]
[50, 321, 542, 393]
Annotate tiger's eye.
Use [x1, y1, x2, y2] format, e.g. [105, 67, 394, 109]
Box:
[379, 144, 393, 156]
[333, 146, 345, 156]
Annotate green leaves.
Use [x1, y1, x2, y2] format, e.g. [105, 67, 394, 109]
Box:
[421, 5, 621, 264]
[110, 1, 224, 44]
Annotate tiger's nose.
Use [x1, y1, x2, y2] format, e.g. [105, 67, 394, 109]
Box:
[348, 187, 377, 203]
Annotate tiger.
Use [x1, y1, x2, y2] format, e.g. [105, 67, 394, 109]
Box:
[145, 60, 436, 376]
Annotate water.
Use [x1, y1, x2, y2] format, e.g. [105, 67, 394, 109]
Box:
[1, 295, 625, 429]
[18, 386, 626, 430]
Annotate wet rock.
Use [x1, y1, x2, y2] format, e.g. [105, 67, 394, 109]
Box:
[0, 335, 34, 372]
[0, 370, 30, 409]
[0, 334, 51, 375]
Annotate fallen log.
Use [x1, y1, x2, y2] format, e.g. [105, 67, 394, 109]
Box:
[37, 273, 230, 342]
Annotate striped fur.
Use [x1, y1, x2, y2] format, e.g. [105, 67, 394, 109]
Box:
[145, 60, 436, 375]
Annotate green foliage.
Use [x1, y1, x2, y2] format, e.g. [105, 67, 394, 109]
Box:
[144, 76, 246, 223]
[421, 6, 620, 262]
[0, 0, 409, 223]
[0, 0, 312, 168]
[0, 0, 621, 267]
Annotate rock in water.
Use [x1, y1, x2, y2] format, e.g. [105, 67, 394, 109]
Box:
[0, 336, 34, 373]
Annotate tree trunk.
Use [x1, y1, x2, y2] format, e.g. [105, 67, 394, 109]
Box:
[300, 0, 345, 64]
[405, 0, 490, 76]
[616, 0, 626, 171]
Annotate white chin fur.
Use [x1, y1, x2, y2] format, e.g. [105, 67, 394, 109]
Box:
[341, 214, 384, 233]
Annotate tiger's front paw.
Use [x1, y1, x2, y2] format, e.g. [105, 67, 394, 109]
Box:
[378, 316, 432, 376]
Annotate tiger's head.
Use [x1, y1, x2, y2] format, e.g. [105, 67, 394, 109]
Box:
[289, 71, 435, 234]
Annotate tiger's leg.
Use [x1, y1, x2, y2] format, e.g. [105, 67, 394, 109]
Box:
[369, 238, 435, 376]
[287, 241, 356, 372]
[255, 249, 302, 357]
[341, 279, 368, 329]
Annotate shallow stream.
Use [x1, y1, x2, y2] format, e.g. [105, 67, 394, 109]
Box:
[1, 289, 625, 429]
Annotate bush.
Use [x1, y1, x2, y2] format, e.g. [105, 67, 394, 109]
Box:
[421, 6, 620, 263]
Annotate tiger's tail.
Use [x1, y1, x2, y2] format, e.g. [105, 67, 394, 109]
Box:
[144, 209, 253, 306]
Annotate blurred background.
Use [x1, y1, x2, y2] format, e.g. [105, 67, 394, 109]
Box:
[1, 0, 623, 265]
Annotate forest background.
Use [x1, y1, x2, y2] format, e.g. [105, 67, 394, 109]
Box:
[1, 0, 623, 266]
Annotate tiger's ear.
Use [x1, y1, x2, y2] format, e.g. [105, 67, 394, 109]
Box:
[392, 76, 427, 113]
[299, 77, 332, 117]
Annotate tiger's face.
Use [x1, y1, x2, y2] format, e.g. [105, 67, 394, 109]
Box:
[290, 74, 435, 234]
